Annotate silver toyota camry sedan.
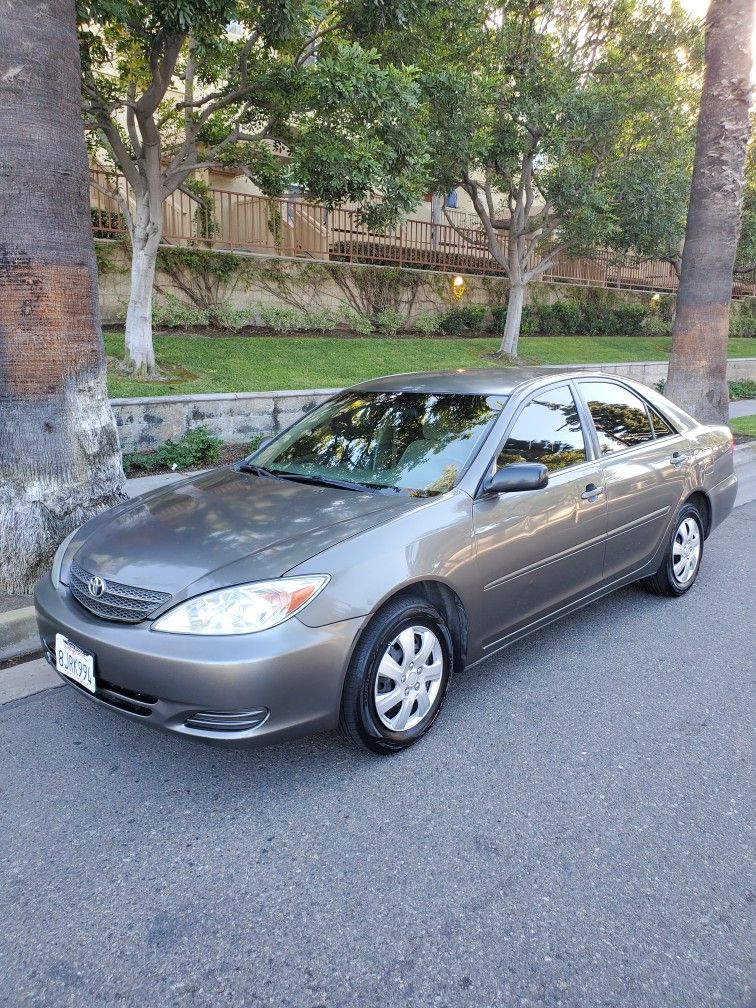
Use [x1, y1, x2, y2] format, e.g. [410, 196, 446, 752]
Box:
[35, 368, 737, 754]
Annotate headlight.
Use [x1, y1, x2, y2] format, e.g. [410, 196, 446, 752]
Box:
[152, 576, 329, 635]
[51, 527, 80, 589]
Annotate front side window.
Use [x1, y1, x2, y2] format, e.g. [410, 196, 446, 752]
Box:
[496, 385, 587, 473]
[579, 381, 655, 454]
[252, 391, 502, 496]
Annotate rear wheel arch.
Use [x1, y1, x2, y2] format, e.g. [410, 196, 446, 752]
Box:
[685, 490, 712, 538]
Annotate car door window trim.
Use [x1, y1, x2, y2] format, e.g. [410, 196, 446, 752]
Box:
[474, 381, 599, 497]
[574, 378, 682, 461]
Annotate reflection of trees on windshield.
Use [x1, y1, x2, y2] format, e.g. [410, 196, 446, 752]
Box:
[263, 392, 498, 495]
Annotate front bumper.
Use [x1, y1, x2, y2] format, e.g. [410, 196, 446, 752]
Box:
[34, 574, 368, 747]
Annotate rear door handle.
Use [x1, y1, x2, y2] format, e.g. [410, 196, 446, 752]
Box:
[581, 484, 605, 501]
[670, 452, 690, 467]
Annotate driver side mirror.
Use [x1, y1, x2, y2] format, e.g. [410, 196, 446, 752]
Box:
[482, 462, 549, 495]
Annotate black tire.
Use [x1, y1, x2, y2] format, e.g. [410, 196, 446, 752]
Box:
[642, 502, 704, 597]
[338, 594, 454, 754]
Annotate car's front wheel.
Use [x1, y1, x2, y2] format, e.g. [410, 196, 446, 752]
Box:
[338, 595, 453, 754]
[643, 503, 704, 597]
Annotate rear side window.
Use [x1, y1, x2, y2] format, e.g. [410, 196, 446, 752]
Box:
[579, 381, 655, 454]
[497, 385, 587, 473]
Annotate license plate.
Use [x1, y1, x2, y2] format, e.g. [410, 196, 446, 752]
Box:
[55, 634, 96, 694]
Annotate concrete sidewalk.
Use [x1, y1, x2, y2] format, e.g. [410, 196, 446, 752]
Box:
[730, 398, 756, 418]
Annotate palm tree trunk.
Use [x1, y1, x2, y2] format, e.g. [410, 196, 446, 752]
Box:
[0, 0, 126, 593]
[665, 0, 754, 423]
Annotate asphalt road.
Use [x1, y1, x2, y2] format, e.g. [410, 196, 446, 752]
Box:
[1, 506, 754, 1008]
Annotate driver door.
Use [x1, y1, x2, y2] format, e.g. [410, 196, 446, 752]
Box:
[472, 382, 608, 650]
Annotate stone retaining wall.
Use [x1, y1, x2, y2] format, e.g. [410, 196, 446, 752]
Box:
[111, 358, 756, 452]
[112, 388, 336, 452]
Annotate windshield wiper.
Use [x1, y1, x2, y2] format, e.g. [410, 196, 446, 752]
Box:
[236, 462, 281, 479]
[273, 472, 378, 493]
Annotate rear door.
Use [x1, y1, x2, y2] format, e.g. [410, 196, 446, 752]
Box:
[472, 382, 608, 649]
[575, 379, 691, 583]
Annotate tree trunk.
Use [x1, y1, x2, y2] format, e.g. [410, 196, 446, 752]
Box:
[0, 0, 126, 593]
[665, 0, 754, 423]
[498, 280, 525, 358]
[124, 191, 162, 374]
[497, 240, 527, 358]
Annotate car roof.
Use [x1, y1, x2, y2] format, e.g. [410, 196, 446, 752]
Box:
[350, 367, 587, 396]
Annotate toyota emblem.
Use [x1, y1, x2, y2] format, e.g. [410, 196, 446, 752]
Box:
[87, 576, 106, 599]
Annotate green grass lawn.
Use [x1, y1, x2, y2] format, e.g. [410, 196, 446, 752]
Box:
[731, 414, 756, 437]
[104, 330, 756, 398]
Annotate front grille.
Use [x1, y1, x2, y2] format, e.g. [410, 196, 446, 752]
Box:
[69, 561, 171, 623]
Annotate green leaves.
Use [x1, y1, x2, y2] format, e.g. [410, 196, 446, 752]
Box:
[410, 0, 700, 268]
[290, 43, 429, 222]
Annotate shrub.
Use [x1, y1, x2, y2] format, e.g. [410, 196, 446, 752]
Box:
[640, 313, 672, 337]
[153, 293, 210, 328]
[438, 305, 487, 335]
[209, 303, 255, 330]
[301, 307, 337, 333]
[123, 426, 222, 476]
[515, 299, 649, 336]
[730, 303, 756, 337]
[412, 313, 442, 334]
[338, 307, 374, 335]
[490, 305, 508, 333]
[729, 378, 756, 400]
[260, 305, 308, 332]
[375, 306, 404, 337]
[438, 308, 467, 336]
[247, 434, 267, 453]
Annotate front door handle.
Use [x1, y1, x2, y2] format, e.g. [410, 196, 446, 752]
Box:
[670, 452, 690, 467]
[581, 483, 605, 501]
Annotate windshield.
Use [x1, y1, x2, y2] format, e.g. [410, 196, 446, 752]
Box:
[248, 391, 504, 496]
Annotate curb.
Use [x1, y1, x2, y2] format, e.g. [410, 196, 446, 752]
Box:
[0, 606, 39, 664]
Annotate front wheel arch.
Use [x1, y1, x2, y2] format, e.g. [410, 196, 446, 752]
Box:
[367, 579, 468, 671]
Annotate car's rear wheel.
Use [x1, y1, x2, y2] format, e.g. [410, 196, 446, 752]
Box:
[643, 503, 704, 597]
[338, 595, 453, 754]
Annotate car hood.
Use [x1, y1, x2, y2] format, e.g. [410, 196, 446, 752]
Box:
[69, 467, 421, 597]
